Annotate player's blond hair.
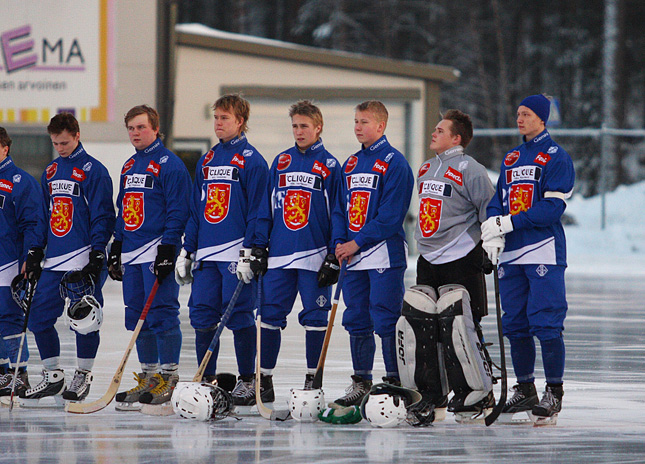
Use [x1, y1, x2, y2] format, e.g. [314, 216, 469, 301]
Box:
[213, 94, 250, 134]
[355, 100, 389, 129]
[289, 100, 324, 136]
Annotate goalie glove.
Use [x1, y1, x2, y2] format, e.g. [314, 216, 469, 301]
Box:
[317, 253, 340, 288]
[82, 249, 105, 283]
[174, 248, 194, 286]
[154, 244, 176, 283]
[236, 248, 253, 284]
[482, 236, 505, 266]
[25, 247, 44, 281]
[480, 215, 513, 242]
[107, 240, 123, 281]
[249, 246, 268, 277]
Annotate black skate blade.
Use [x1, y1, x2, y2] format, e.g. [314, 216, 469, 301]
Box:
[140, 403, 174, 416]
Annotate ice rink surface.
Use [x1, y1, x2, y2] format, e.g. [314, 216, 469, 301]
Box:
[1, 269, 644, 464]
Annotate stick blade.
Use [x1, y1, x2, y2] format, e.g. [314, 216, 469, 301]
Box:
[65, 396, 112, 414]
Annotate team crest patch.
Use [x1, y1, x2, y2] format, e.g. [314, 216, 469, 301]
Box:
[228, 262, 237, 274]
[50, 197, 74, 237]
[160, 156, 169, 164]
[509, 183, 534, 215]
[504, 150, 520, 167]
[46, 163, 58, 180]
[13, 174, 21, 183]
[316, 295, 327, 307]
[283, 189, 311, 231]
[204, 183, 231, 224]
[536, 264, 548, 277]
[83, 162, 92, 171]
[384, 152, 394, 163]
[547, 146, 558, 154]
[326, 158, 337, 168]
[498, 266, 505, 279]
[418, 197, 442, 238]
[345, 156, 358, 174]
[348, 190, 370, 232]
[243, 149, 253, 157]
[277, 154, 291, 171]
[122, 191, 145, 231]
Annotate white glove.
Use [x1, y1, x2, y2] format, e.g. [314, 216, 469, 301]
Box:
[236, 248, 253, 284]
[481, 215, 514, 242]
[174, 248, 194, 285]
[483, 236, 505, 266]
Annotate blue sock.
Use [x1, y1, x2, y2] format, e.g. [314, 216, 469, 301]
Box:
[305, 329, 325, 370]
[157, 326, 182, 365]
[195, 328, 219, 376]
[260, 327, 281, 371]
[76, 331, 100, 359]
[540, 336, 565, 384]
[3, 333, 29, 368]
[136, 329, 159, 364]
[234, 325, 256, 377]
[509, 336, 536, 383]
[380, 334, 399, 379]
[350, 333, 375, 380]
[34, 327, 60, 361]
[0, 336, 8, 371]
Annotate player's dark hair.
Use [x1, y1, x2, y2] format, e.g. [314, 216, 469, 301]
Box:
[289, 100, 323, 136]
[124, 105, 162, 138]
[442, 109, 473, 148]
[47, 112, 80, 137]
[213, 94, 250, 134]
[0, 127, 12, 153]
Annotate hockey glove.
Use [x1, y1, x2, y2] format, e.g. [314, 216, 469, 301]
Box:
[317, 253, 340, 288]
[25, 247, 44, 281]
[82, 249, 105, 283]
[174, 248, 194, 286]
[107, 240, 123, 281]
[249, 246, 268, 277]
[481, 215, 514, 242]
[482, 236, 505, 266]
[236, 248, 253, 284]
[154, 244, 176, 283]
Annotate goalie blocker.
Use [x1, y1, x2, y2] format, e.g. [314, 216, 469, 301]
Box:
[396, 285, 493, 419]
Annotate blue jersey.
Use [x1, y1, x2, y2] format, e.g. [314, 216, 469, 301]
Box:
[183, 133, 268, 262]
[115, 138, 191, 265]
[255, 139, 345, 271]
[41, 143, 115, 271]
[340, 136, 414, 270]
[0, 156, 46, 286]
[487, 130, 575, 266]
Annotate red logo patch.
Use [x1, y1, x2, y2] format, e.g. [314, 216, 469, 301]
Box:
[418, 197, 442, 238]
[204, 183, 231, 224]
[46, 163, 58, 180]
[444, 167, 463, 186]
[277, 154, 291, 171]
[345, 156, 358, 174]
[0, 180, 13, 193]
[418, 162, 431, 178]
[122, 192, 144, 231]
[372, 159, 389, 175]
[348, 190, 371, 232]
[121, 159, 135, 175]
[534, 152, 551, 166]
[509, 184, 534, 215]
[504, 150, 520, 167]
[72, 167, 86, 182]
[203, 150, 214, 166]
[283, 189, 311, 231]
[312, 160, 330, 179]
[146, 161, 161, 177]
[231, 154, 245, 169]
[50, 197, 74, 237]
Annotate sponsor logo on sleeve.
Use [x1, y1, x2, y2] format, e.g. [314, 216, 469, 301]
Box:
[419, 180, 452, 197]
[203, 166, 239, 182]
[504, 150, 520, 167]
[505, 166, 542, 184]
[283, 189, 311, 231]
[243, 149, 253, 157]
[231, 154, 245, 169]
[312, 160, 331, 179]
[83, 162, 92, 172]
[384, 152, 394, 163]
[344, 155, 358, 174]
[159, 155, 169, 164]
[547, 146, 558, 154]
[346, 173, 379, 190]
[122, 192, 144, 231]
[443, 167, 463, 186]
[372, 159, 389, 175]
[49, 180, 80, 196]
[46, 163, 58, 180]
[279, 172, 322, 190]
[348, 190, 371, 232]
[50, 197, 74, 237]
[13, 174, 21, 183]
[534, 152, 551, 166]
[0, 179, 13, 193]
[326, 158, 337, 168]
[418, 197, 442, 237]
[277, 153, 291, 171]
[121, 159, 135, 175]
[146, 161, 161, 177]
[203, 150, 214, 166]
[72, 167, 86, 182]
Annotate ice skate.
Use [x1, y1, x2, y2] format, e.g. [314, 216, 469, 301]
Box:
[203, 372, 237, 392]
[62, 369, 93, 402]
[498, 383, 539, 424]
[115, 372, 160, 412]
[0, 369, 29, 397]
[452, 390, 495, 424]
[139, 372, 179, 416]
[231, 374, 274, 414]
[531, 384, 563, 427]
[330, 375, 372, 407]
[19, 369, 66, 408]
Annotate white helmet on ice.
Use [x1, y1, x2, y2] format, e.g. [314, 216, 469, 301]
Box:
[360, 383, 422, 428]
[172, 382, 233, 422]
[288, 388, 325, 422]
[65, 295, 103, 335]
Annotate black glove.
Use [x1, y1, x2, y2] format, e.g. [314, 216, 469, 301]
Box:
[107, 240, 123, 281]
[82, 249, 105, 283]
[317, 253, 340, 288]
[25, 247, 44, 281]
[482, 253, 494, 275]
[249, 246, 268, 277]
[154, 244, 176, 283]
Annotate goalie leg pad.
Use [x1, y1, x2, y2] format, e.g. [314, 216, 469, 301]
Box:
[437, 285, 493, 408]
[396, 286, 448, 397]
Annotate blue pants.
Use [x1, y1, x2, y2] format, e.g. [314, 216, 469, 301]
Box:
[0, 286, 25, 337]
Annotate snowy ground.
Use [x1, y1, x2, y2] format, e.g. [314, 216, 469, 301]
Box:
[1, 184, 644, 463]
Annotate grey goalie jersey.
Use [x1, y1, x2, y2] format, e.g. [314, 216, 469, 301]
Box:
[415, 146, 494, 264]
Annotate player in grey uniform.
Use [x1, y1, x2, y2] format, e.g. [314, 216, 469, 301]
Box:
[396, 110, 496, 425]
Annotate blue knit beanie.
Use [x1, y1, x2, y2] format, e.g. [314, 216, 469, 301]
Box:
[519, 94, 550, 124]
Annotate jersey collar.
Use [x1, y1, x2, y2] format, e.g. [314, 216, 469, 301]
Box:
[0, 155, 13, 172]
[437, 145, 464, 160]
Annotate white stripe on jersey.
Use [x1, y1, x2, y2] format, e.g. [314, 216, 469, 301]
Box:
[122, 236, 162, 265]
[195, 238, 244, 263]
[43, 246, 91, 271]
[0, 261, 19, 286]
[347, 240, 393, 271]
[500, 236, 557, 265]
[268, 246, 326, 272]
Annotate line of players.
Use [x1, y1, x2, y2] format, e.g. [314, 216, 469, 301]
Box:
[0, 93, 573, 425]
